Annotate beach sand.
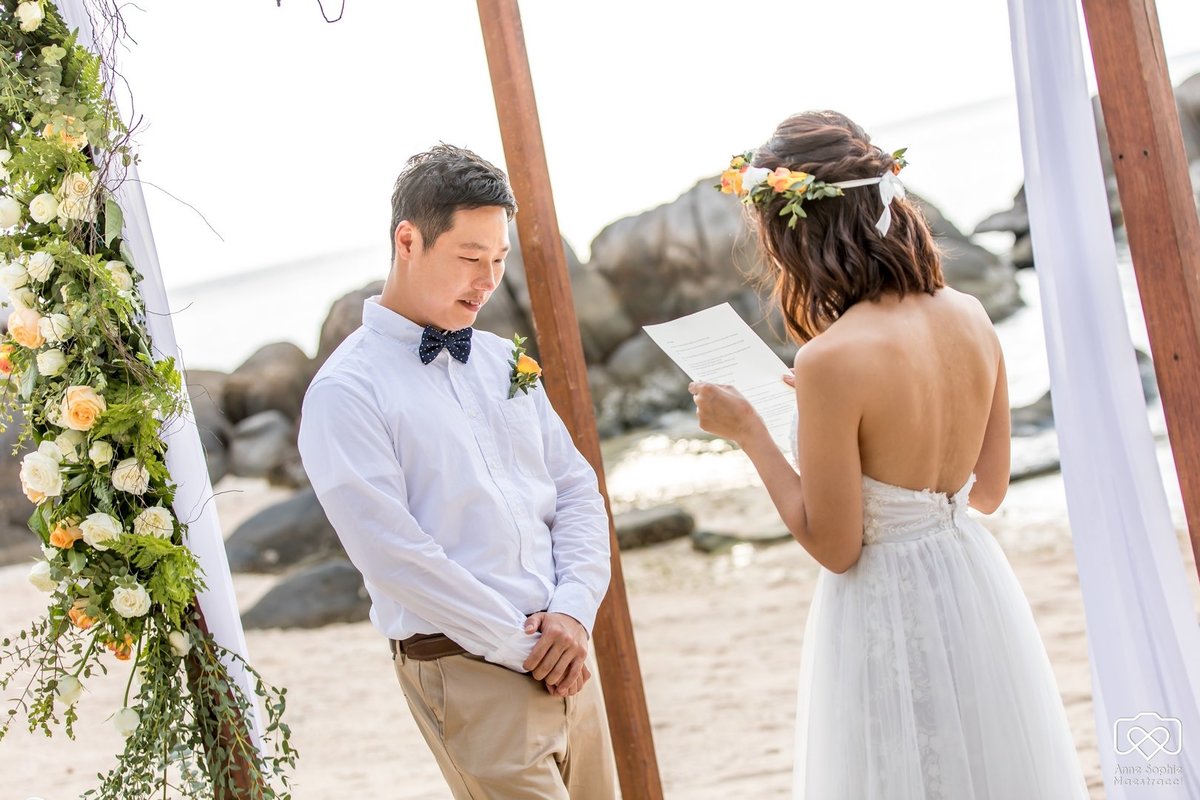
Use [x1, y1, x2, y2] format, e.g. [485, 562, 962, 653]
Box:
[3, 441, 1198, 799]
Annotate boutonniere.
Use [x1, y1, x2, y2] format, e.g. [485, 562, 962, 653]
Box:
[508, 334, 542, 398]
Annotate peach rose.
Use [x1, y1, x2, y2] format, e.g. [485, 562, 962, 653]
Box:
[107, 633, 135, 660]
[49, 521, 83, 549]
[61, 385, 106, 431]
[43, 118, 88, 151]
[515, 353, 542, 377]
[767, 167, 809, 194]
[0, 343, 13, 377]
[8, 308, 45, 349]
[68, 601, 96, 630]
[718, 166, 746, 196]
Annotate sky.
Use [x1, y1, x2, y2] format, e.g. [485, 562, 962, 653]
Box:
[108, 0, 1200, 291]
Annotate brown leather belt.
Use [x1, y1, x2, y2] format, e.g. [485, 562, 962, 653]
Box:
[390, 632, 469, 661]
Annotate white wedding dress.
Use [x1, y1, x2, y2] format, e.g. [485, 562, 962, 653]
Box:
[792, 472, 1090, 799]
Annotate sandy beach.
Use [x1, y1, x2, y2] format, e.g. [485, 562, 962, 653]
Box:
[3, 426, 1197, 799]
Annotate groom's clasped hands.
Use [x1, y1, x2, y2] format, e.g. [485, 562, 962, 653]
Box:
[523, 611, 593, 698]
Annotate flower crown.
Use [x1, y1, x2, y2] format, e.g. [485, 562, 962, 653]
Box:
[717, 148, 909, 234]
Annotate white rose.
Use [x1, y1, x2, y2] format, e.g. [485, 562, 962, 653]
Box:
[28, 194, 58, 225]
[53, 429, 85, 463]
[167, 629, 191, 658]
[36, 439, 62, 463]
[61, 172, 93, 201]
[56, 675, 83, 706]
[110, 583, 151, 618]
[57, 195, 95, 223]
[20, 451, 63, 498]
[8, 287, 36, 311]
[0, 261, 28, 292]
[111, 457, 150, 495]
[88, 439, 113, 466]
[25, 251, 55, 282]
[79, 511, 121, 551]
[133, 505, 174, 539]
[28, 560, 56, 592]
[37, 312, 70, 343]
[106, 261, 134, 292]
[15, 1, 44, 32]
[0, 196, 21, 229]
[112, 707, 140, 738]
[742, 166, 772, 194]
[36, 348, 66, 377]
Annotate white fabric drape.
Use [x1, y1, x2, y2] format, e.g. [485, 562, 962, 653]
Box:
[1007, 0, 1200, 796]
[57, 1, 264, 746]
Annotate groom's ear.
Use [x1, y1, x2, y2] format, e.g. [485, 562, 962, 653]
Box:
[394, 220, 420, 262]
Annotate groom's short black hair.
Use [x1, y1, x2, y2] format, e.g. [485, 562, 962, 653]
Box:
[390, 144, 517, 257]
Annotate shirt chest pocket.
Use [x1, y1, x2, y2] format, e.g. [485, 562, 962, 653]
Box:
[496, 394, 547, 478]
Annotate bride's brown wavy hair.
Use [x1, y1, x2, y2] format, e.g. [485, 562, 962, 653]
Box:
[749, 111, 944, 343]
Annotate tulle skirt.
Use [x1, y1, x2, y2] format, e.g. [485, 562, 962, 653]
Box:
[793, 516, 1090, 799]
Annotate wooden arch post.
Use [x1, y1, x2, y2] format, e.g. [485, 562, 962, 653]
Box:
[1081, 0, 1200, 581]
[475, 2, 665, 797]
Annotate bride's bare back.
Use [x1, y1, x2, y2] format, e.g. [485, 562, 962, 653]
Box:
[826, 286, 1010, 503]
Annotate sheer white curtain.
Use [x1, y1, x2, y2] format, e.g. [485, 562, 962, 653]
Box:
[57, 1, 264, 745]
[1007, 0, 1200, 795]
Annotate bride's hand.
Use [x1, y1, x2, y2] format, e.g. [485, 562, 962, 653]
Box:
[689, 382, 762, 443]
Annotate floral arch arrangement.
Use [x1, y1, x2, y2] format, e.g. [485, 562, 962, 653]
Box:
[0, 1, 296, 796]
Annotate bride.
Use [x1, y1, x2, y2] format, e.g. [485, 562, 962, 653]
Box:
[691, 111, 1090, 799]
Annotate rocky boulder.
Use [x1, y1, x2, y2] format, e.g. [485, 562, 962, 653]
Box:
[316, 281, 382, 366]
[975, 71, 1200, 266]
[242, 560, 370, 629]
[228, 410, 298, 482]
[225, 487, 342, 573]
[590, 179, 759, 330]
[184, 369, 231, 484]
[223, 342, 313, 424]
[614, 506, 695, 550]
[603, 333, 694, 429]
[912, 195, 1022, 320]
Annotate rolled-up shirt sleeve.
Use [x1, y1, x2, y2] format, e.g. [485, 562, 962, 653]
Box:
[298, 377, 536, 672]
[534, 389, 612, 635]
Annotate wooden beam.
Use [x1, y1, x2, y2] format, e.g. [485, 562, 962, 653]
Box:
[1081, 0, 1200, 582]
[475, 1, 664, 797]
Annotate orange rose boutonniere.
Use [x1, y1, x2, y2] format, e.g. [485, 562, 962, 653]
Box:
[508, 334, 542, 399]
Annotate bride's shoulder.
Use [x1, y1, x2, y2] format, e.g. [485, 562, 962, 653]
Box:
[792, 327, 881, 385]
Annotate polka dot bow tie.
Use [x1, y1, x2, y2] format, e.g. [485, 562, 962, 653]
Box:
[419, 325, 473, 365]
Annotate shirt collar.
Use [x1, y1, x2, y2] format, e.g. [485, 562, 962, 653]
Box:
[361, 296, 426, 352]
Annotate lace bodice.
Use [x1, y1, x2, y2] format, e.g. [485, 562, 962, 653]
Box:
[860, 474, 976, 545]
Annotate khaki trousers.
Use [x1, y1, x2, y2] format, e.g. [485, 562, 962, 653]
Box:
[394, 651, 617, 799]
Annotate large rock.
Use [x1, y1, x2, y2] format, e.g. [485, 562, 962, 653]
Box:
[912, 194, 1022, 321]
[603, 332, 693, 429]
[223, 342, 313, 424]
[242, 560, 370, 629]
[185, 369, 231, 483]
[317, 281, 382, 366]
[228, 410, 296, 481]
[500, 222, 636, 363]
[225, 487, 342, 573]
[614, 506, 695, 550]
[975, 71, 1200, 267]
[591, 179, 757, 330]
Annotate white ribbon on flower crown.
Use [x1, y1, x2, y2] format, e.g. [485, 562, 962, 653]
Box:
[831, 171, 907, 235]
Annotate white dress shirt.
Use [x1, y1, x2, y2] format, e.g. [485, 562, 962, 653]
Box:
[297, 297, 611, 673]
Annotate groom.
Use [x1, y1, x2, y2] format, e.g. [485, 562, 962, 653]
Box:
[298, 145, 617, 798]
